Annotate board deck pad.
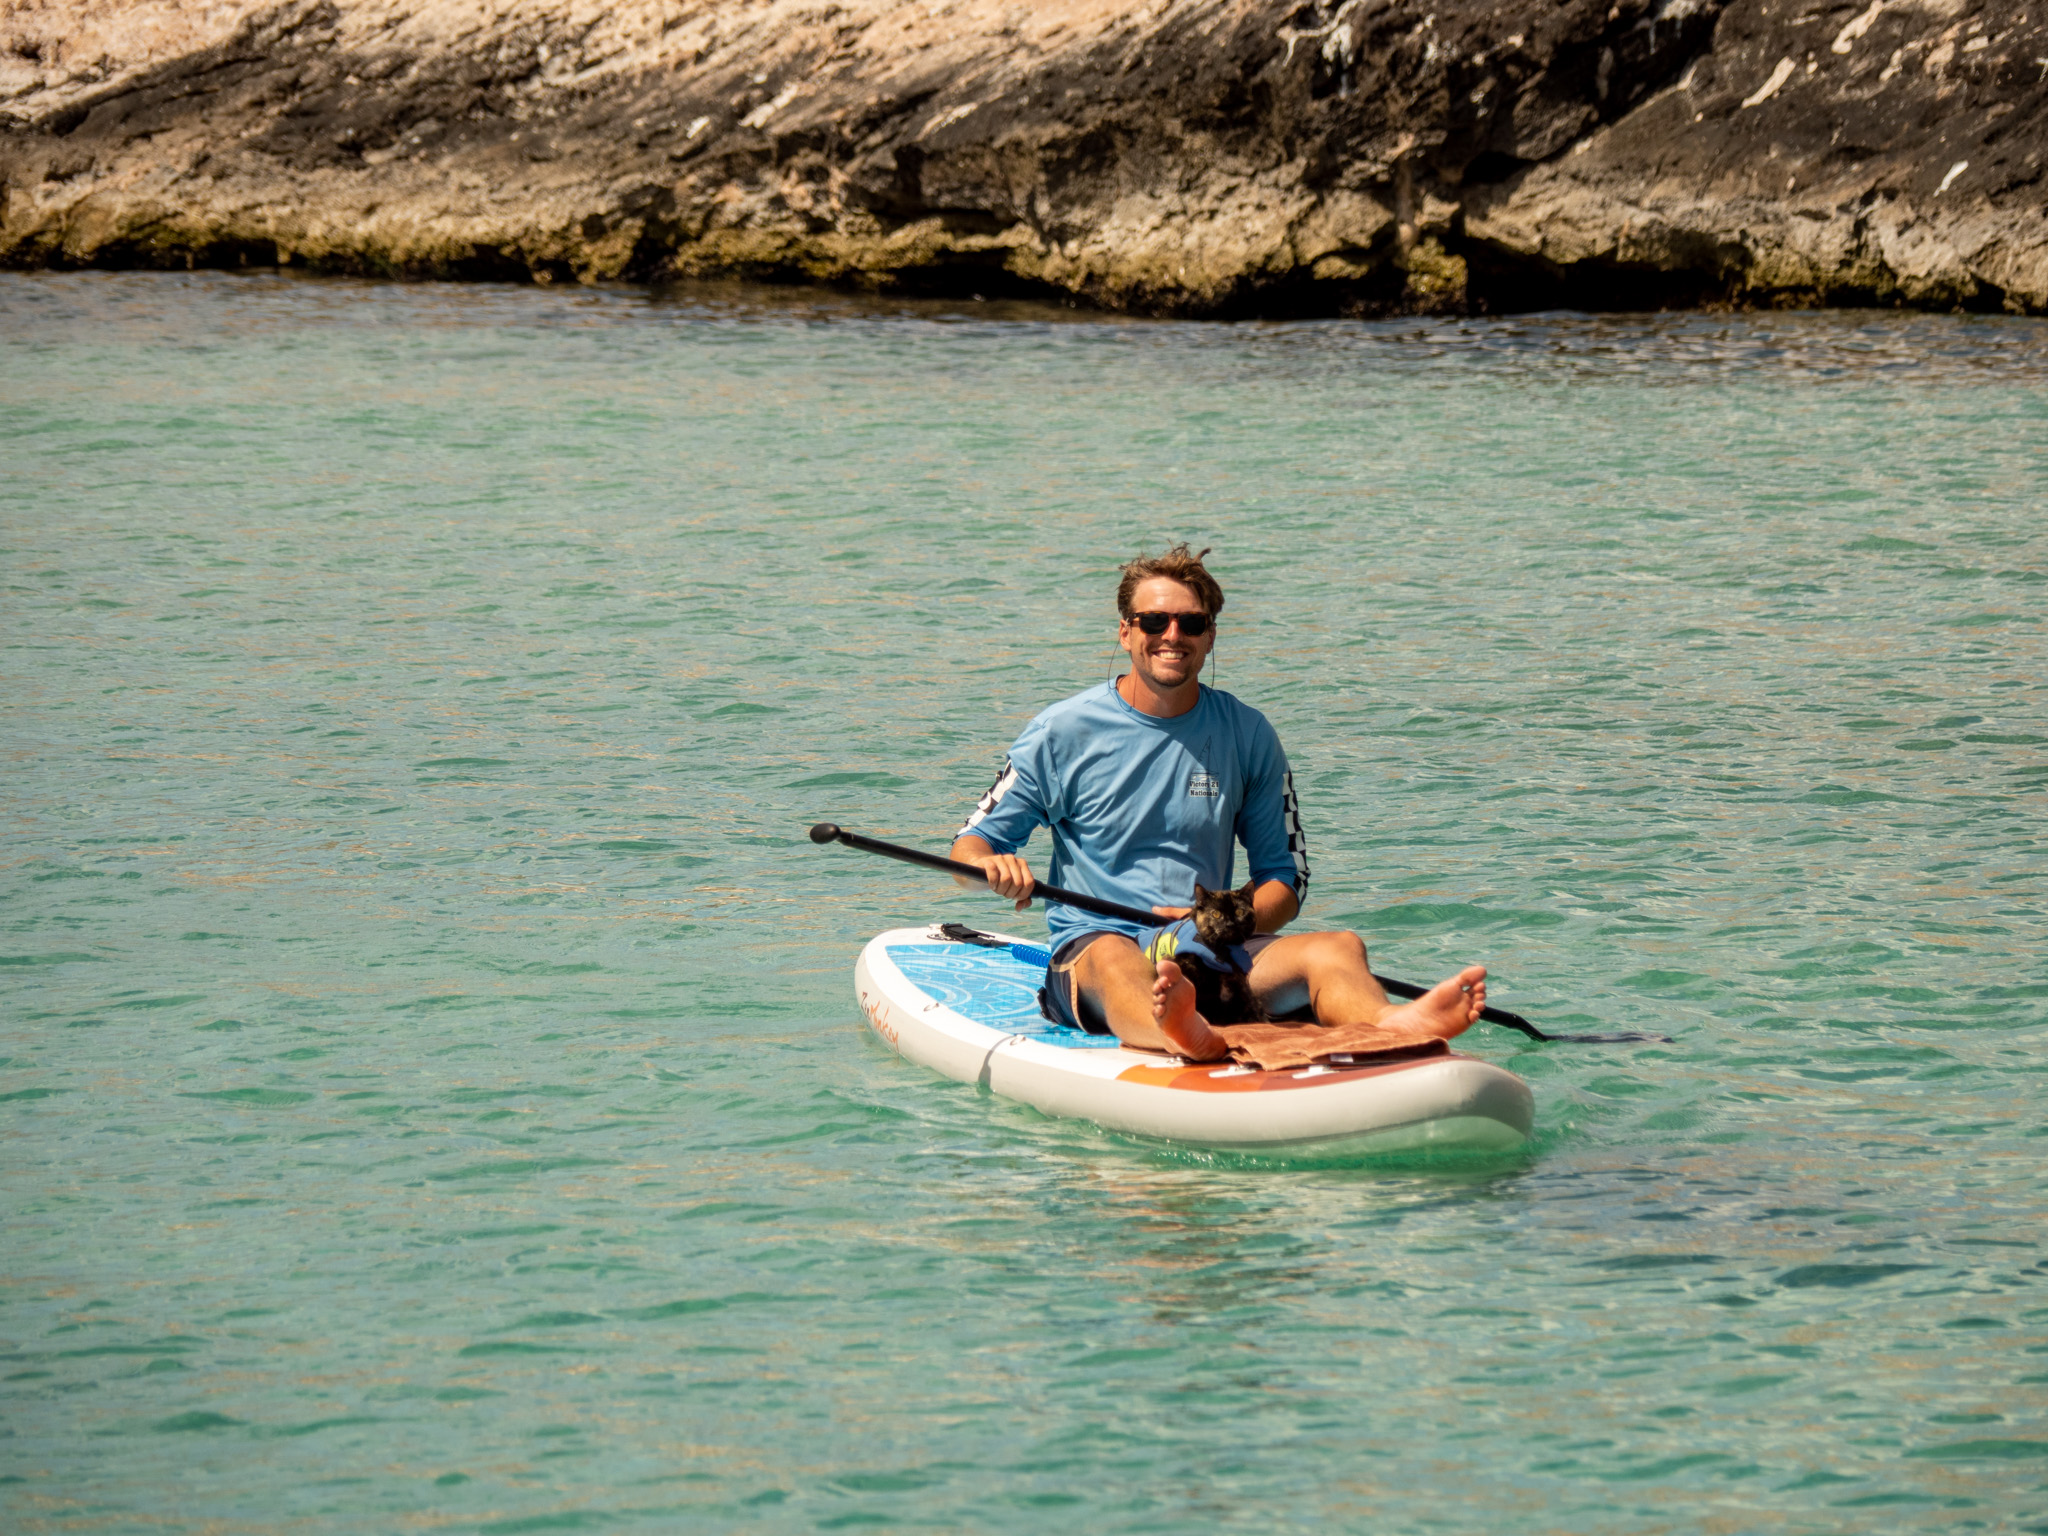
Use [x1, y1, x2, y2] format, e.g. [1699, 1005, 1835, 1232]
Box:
[883, 942, 1121, 1049]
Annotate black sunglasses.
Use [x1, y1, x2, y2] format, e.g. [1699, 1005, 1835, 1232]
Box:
[1126, 610, 1211, 636]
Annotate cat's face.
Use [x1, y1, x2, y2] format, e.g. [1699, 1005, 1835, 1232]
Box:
[1190, 880, 1257, 949]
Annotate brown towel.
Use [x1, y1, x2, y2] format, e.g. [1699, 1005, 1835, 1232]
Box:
[1204, 1021, 1453, 1072]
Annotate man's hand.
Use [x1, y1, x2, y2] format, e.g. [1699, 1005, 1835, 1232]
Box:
[950, 835, 1036, 912]
[1151, 904, 1191, 920]
[978, 852, 1037, 912]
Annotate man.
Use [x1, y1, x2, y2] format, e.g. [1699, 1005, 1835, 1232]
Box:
[949, 544, 1488, 1061]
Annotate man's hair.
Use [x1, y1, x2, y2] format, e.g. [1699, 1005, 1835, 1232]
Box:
[1116, 543, 1225, 618]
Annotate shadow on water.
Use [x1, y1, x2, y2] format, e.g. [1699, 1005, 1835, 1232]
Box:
[1131, 1134, 1536, 1180]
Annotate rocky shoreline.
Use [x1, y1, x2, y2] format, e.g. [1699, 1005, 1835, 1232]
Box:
[3, 0, 2043, 316]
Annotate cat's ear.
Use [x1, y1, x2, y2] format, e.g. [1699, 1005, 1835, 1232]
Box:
[1236, 879, 1257, 900]
[1192, 883, 1212, 902]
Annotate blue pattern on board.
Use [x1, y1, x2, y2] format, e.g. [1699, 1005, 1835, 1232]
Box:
[884, 944, 1119, 1048]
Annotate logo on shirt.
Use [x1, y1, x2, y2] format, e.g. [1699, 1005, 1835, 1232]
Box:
[1187, 771, 1219, 798]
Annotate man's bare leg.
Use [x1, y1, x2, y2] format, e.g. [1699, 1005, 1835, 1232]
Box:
[1150, 959, 1230, 1061]
[1070, 937, 1229, 1060]
[1249, 930, 1486, 1047]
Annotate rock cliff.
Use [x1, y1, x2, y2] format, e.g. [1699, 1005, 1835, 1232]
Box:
[3, 0, 2043, 314]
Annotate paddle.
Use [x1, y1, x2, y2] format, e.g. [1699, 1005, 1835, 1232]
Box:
[808, 823, 1667, 1044]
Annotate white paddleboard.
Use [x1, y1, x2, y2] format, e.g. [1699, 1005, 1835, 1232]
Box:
[855, 926, 1534, 1157]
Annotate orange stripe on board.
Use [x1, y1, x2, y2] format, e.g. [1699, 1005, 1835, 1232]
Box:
[1117, 1052, 1463, 1094]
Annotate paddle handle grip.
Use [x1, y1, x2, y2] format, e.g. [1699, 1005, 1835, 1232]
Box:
[809, 823, 1163, 928]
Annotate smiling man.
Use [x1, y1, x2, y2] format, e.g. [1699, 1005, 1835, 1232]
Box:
[949, 544, 1488, 1060]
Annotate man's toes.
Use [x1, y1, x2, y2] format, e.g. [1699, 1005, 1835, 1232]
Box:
[1152, 959, 1187, 1018]
[1455, 966, 1486, 1020]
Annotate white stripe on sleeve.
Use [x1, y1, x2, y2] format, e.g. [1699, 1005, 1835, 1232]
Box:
[960, 758, 1017, 836]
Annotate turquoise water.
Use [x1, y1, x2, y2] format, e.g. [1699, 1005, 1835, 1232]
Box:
[3, 271, 2045, 1532]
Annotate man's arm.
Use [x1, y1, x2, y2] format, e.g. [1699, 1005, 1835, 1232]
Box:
[951, 741, 1050, 912]
[950, 833, 1037, 912]
[1253, 878, 1299, 934]
[1152, 878, 1297, 930]
[1236, 712, 1310, 932]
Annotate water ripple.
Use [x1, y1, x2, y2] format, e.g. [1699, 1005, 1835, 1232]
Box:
[2, 271, 2044, 1534]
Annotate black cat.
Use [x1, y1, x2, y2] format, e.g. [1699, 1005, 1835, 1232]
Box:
[1177, 880, 1268, 1025]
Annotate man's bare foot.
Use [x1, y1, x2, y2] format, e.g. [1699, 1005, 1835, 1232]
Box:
[1374, 965, 1488, 1046]
[1152, 959, 1229, 1061]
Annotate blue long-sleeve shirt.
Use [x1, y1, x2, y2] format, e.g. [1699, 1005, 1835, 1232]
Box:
[956, 682, 1310, 951]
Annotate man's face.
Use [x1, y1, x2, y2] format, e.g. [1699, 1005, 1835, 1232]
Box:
[1118, 575, 1215, 692]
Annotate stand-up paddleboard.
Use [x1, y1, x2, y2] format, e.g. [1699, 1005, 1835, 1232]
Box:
[855, 925, 1535, 1156]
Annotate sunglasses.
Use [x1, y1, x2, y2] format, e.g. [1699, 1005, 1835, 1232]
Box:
[1126, 610, 1211, 636]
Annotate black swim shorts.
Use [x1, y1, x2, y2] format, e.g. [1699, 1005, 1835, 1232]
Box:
[1037, 929, 1278, 1036]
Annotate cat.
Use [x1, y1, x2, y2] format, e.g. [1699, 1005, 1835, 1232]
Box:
[1177, 879, 1269, 1025]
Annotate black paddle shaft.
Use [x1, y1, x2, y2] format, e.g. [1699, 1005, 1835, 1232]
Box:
[809, 822, 1157, 927]
[804, 822, 1668, 1044]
